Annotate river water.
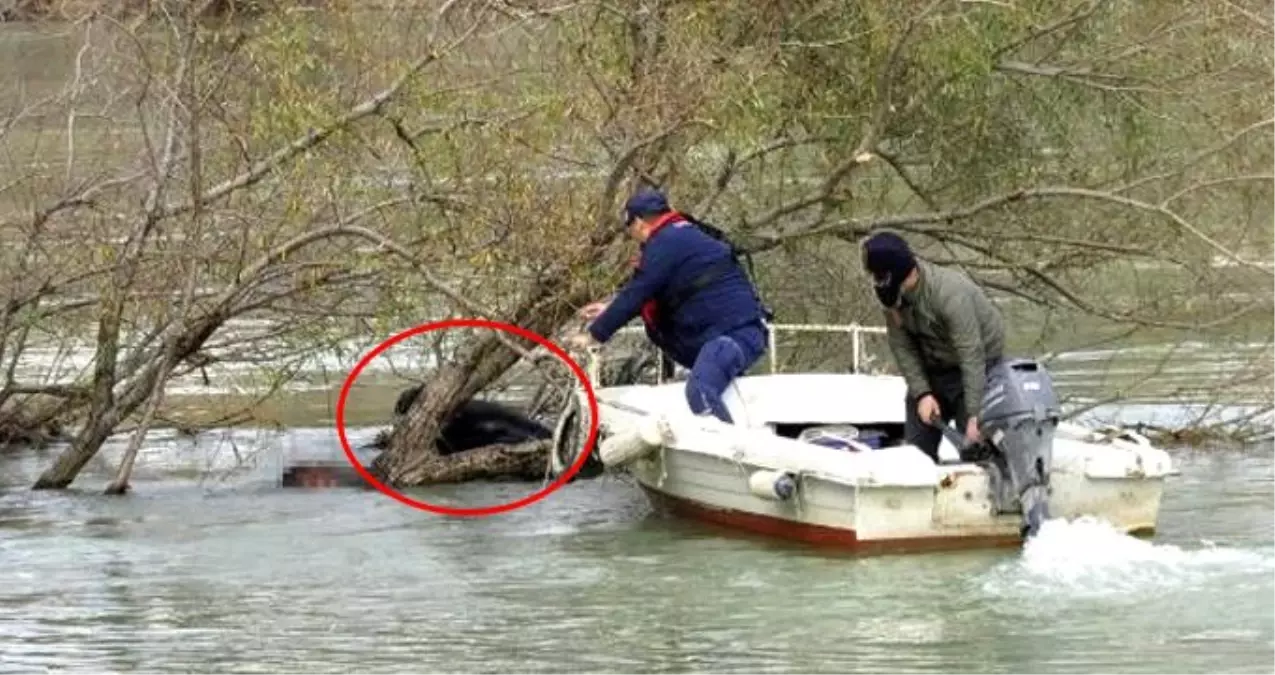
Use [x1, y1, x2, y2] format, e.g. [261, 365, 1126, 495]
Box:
[1, 421, 1271, 674]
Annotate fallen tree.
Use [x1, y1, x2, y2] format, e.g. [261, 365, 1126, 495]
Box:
[356, 329, 662, 482]
[366, 260, 617, 486]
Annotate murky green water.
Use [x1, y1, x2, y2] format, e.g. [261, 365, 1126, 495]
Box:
[1, 423, 1271, 674]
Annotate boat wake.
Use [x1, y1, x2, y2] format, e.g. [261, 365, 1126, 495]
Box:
[977, 516, 1274, 605]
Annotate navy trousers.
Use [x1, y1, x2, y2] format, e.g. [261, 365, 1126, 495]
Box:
[683, 323, 767, 423]
[903, 358, 1003, 463]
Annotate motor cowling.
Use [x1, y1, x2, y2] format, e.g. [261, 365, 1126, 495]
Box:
[978, 358, 1061, 538]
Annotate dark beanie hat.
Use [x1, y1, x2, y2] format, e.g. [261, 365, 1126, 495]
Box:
[861, 231, 917, 308]
[624, 187, 671, 225]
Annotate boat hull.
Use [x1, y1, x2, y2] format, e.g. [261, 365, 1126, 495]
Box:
[554, 370, 1175, 554]
[638, 485, 1029, 554]
[623, 435, 1166, 554]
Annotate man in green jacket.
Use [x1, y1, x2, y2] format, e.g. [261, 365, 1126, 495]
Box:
[861, 231, 1006, 463]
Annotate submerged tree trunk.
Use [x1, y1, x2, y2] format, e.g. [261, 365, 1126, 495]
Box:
[31, 315, 224, 489]
[34, 286, 132, 487]
[102, 346, 179, 495]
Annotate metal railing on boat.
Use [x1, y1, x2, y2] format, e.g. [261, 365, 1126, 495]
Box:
[590, 322, 889, 386]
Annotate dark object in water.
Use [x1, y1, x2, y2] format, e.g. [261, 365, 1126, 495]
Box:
[391, 385, 553, 455]
[280, 348, 662, 488]
[280, 463, 370, 488]
[280, 388, 555, 488]
[280, 442, 382, 488]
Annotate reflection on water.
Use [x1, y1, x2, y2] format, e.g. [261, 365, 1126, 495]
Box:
[0, 425, 1272, 674]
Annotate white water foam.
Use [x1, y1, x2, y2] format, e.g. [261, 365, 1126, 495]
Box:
[978, 516, 1274, 603]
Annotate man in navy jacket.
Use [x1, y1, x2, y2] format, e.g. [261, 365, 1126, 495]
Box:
[574, 188, 770, 423]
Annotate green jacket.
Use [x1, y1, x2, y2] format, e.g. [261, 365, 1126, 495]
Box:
[884, 259, 1005, 411]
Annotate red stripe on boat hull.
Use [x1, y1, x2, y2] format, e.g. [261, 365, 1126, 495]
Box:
[638, 485, 1028, 555]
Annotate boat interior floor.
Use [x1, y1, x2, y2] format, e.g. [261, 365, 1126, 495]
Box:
[768, 420, 1002, 466]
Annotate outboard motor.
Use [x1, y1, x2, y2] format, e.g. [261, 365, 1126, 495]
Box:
[978, 357, 1061, 540]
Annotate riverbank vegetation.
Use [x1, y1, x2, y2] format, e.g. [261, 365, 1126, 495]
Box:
[0, 0, 1270, 492]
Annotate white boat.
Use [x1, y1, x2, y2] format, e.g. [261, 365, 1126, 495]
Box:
[550, 323, 1177, 553]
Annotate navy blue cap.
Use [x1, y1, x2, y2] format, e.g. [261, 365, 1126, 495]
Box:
[624, 187, 670, 225]
[861, 231, 917, 308]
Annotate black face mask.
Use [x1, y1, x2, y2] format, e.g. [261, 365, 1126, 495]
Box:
[872, 272, 903, 309]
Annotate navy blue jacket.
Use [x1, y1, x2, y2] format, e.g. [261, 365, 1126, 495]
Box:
[588, 218, 768, 367]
